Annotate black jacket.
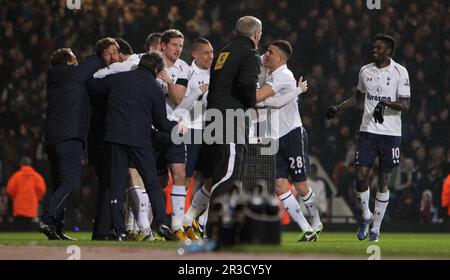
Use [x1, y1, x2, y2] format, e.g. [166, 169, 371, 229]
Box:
[87, 84, 108, 165]
[88, 66, 176, 147]
[44, 55, 103, 147]
[207, 36, 260, 111]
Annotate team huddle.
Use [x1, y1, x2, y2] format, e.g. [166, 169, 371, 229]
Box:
[40, 16, 410, 243]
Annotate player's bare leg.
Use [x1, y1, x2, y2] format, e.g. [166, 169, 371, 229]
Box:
[355, 166, 373, 240]
[276, 178, 316, 241]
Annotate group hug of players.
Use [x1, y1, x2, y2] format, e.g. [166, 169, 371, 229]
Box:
[41, 16, 410, 243]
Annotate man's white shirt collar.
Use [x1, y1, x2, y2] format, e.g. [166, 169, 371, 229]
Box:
[191, 60, 209, 75]
[267, 64, 288, 78]
[372, 58, 396, 73]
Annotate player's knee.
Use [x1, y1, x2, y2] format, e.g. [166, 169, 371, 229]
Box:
[356, 169, 368, 186]
[378, 185, 389, 193]
[275, 185, 286, 195]
[172, 172, 186, 184]
[295, 181, 309, 196]
[275, 179, 290, 194]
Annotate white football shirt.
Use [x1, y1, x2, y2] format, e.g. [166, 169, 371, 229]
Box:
[262, 64, 302, 139]
[183, 61, 210, 129]
[160, 58, 190, 119]
[357, 59, 411, 136]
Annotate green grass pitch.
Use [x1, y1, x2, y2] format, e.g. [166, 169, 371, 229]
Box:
[0, 231, 449, 258]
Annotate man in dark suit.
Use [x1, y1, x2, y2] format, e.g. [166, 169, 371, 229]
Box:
[89, 38, 120, 240]
[89, 53, 182, 241]
[40, 48, 103, 240]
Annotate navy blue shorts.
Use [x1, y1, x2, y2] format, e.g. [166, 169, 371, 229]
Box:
[185, 129, 203, 178]
[152, 129, 186, 176]
[276, 126, 310, 182]
[355, 131, 401, 171]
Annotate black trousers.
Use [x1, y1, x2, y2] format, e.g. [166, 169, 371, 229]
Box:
[205, 143, 247, 238]
[107, 142, 167, 235]
[91, 141, 112, 239]
[44, 139, 83, 227]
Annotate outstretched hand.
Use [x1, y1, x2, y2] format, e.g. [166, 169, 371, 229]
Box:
[373, 102, 385, 124]
[158, 70, 172, 84]
[176, 120, 188, 135]
[298, 76, 308, 93]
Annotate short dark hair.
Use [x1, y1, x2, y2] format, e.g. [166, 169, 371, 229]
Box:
[373, 34, 396, 57]
[145, 32, 162, 50]
[192, 38, 211, 51]
[271, 40, 292, 61]
[20, 156, 32, 166]
[95, 37, 119, 55]
[161, 29, 184, 45]
[115, 38, 133, 55]
[139, 52, 164, 77]
[51, 48, 73, 66]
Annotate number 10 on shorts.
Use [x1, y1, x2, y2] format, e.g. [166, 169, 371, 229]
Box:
[392, 147, 400, 164]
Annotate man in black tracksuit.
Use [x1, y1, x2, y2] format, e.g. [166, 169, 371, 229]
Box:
[206, 16, 262, 235]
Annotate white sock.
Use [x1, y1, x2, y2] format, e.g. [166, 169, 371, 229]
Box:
[137, 190, 151, 232]
[125, 187, 139, 231]
[280, 191, 313, 232]
[125, 206, 136, 231]
[371, 191, 389, 234]
[198, 206, 208, 227]
[171, 185, 187, 230]
[183, 185, 210, 226]
[300, 188, 322, 230]
[199, 204, 209, 238]
[355, 188, 371, 220]
[143, 191, 153, 227]
[127, 186, 150, 232]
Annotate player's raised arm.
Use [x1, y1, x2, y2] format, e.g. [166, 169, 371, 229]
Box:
[167, 79, 188, 106]
[256, 84, 275, 102]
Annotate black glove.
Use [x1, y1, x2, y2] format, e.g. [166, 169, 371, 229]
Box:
[373, 102, 385, 124]
[326, 106, 339, 119]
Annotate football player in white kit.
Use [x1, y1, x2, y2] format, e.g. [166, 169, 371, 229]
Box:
[170, 38, 213, 238]
[326, 34, 410, 241]
[156, 29, 191, 240]
[256, 40, 323, 241]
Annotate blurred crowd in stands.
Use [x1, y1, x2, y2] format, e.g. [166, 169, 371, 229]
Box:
[0, 0, 448, 228]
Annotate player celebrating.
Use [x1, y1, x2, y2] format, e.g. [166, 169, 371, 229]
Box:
[256, 40, 323, 241]
[326, 34, 410, 242]
[171, 38, 213, 238]
[156, 29, 191, 240]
